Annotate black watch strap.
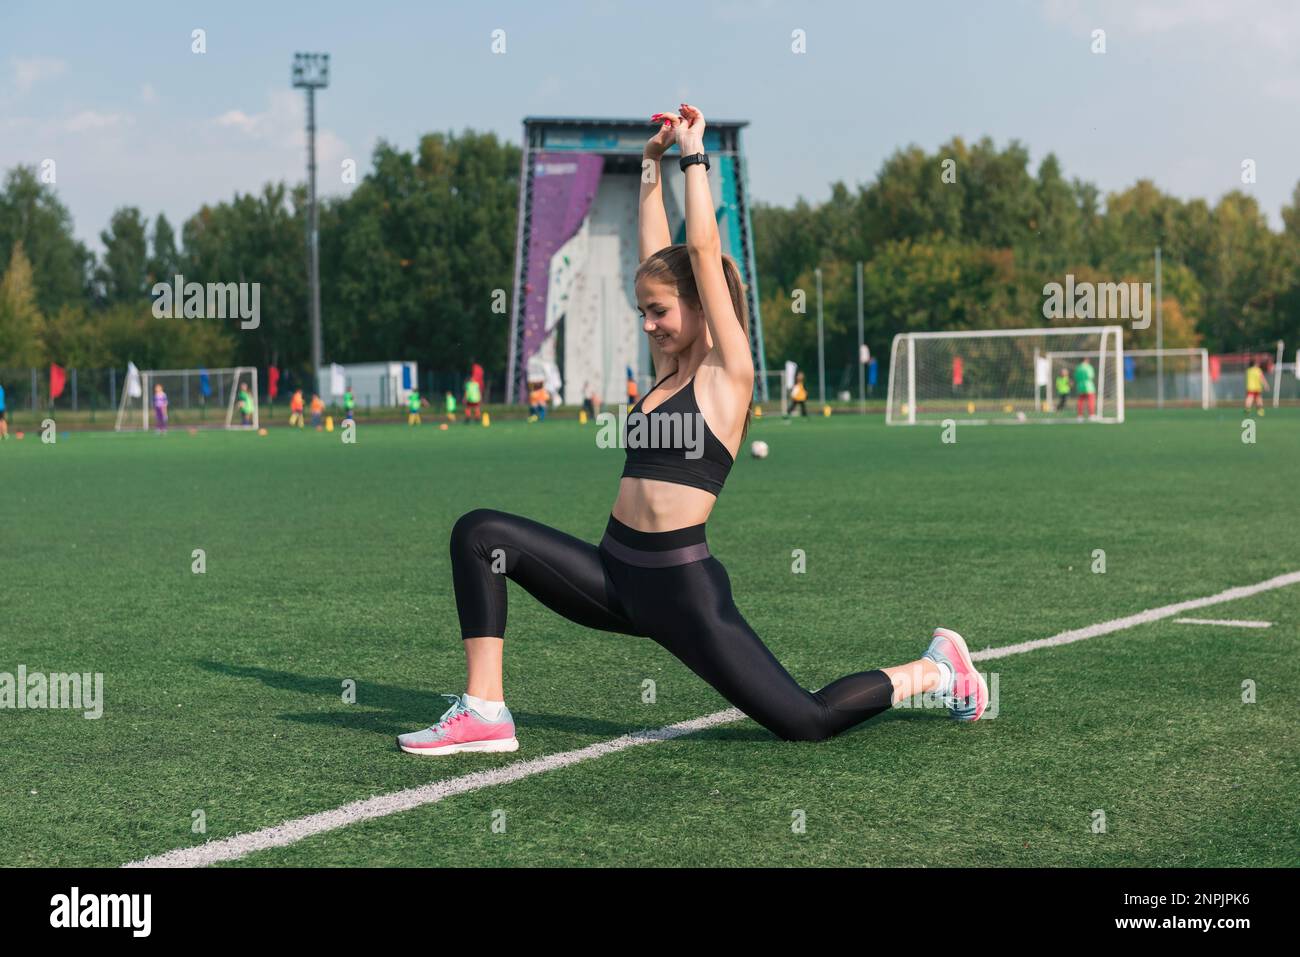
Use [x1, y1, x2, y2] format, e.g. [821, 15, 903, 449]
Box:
[679, 152, 710, 172]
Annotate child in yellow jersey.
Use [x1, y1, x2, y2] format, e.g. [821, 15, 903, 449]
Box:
[1244, 360, 1269, 415]
[787, 371, 808, 417]
[408, 389, 424, 426]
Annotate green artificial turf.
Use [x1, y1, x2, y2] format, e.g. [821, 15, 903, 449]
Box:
[0, 408, 1296, 866]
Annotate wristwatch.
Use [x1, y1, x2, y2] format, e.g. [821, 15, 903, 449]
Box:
[679, 152, 710, 172]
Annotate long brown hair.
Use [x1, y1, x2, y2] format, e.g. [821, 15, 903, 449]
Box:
[634, 244, 753, 439]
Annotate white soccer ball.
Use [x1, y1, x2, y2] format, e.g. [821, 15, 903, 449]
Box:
[750, 440, 769, 459]
[1015, 411, 1027, 422]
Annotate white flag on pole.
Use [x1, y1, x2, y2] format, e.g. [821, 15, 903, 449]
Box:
[329, 363, 346, 397]
[784, 360, 798, 391]
[126, 361, 142, 398]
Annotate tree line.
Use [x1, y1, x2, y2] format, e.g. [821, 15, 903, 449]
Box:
[1, 131, 1296, 397]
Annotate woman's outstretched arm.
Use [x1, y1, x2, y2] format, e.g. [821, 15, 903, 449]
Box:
[638, 114, 676, 262]
[640, 113, 679, 381]
[677, 104, 753, 386]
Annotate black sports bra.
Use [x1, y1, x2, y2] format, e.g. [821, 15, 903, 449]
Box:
[621, 370, 735, 496]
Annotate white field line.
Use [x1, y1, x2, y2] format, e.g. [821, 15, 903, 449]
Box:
[123, 709, 744, 868]
[124, 568, 1300, 868]
[1173, 618, 1273, 629]
[972, 570, 1300, 661]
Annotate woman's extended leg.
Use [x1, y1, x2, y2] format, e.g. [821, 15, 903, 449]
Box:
[450, 508, 644, 698]
[611, 553, 958, 742]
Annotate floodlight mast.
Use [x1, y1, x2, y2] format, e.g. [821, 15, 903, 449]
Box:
[293, 52, 329, 397]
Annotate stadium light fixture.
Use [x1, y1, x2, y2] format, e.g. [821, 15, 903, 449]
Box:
[292, 52, 329, 397]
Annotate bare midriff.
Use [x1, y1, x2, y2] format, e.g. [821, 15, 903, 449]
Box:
[611, 476, 717, 531]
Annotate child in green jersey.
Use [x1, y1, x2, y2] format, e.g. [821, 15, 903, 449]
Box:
[237, 382, 254, 427]
[1074, 358, 1096, 419]
[463, 377, 482, 424]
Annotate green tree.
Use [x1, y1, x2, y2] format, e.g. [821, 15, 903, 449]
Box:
[96, 206, 150, 304]
[148, 213, 180, 287]
[323, 130, 518, 381]
[0, 166, 91, 315]
[181, 182, 307, 370]
[0, 241, 46, 366]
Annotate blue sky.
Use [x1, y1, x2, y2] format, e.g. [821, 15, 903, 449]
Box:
[4, 0, 1300, 253]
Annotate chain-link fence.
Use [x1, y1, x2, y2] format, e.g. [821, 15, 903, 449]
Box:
[0, 367, 124, 421]
[0, 367, 500, 427]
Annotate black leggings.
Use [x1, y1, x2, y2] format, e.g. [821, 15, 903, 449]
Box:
[450, 509, 894, 742]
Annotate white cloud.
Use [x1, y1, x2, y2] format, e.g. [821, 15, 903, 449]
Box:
[215, 109, 264, 135]
[1042, 0, 1300, 103]
[202, 90, 351, 177]
[1043, 0, 1300, 52]
[11, 56, 67, 94]
[209, 91, 308, 144]
[141, 83, 157, 104]
[64, 111, 132, 133]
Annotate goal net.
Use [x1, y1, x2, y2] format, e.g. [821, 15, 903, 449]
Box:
[115, 367, 260, 431]
[886, 326, 1124, 425]
[1048, 348, 1209, 410]
[757, 371, 791, 417]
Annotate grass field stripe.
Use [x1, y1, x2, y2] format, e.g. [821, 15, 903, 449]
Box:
[122, 568, 1300, 869]
[121, 708, 744, 868]
[1172, 618, 1274, 629]
[972, 570, 1300, 661]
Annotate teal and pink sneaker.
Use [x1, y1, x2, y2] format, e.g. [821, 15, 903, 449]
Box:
[397, 694, 520, 755]
[922, 627, 988, 721]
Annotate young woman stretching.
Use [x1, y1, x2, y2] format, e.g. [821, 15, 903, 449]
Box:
[399, 105, 988, 754]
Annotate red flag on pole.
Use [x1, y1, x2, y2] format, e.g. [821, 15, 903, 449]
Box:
[50, 363, 67, 400]
[268, 366, 280, 399]
[1209, 356, 1221, 382]
[952, 356, 964, 387]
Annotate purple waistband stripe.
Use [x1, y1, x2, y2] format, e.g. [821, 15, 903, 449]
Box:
[599, 535, 712, 568]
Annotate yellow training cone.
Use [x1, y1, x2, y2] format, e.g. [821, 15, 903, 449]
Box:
[822, 405, 832, 417]
[482, 412, 491, 427]
[754, 405, 763, 418]
[966, 402, 975, 414]
[579, 409, 588, 425]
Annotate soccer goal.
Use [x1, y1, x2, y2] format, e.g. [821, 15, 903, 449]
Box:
[886, 326, 1124, 425]
[115, 367, 260, 431]
[1046, 348, 1210, 410]
[757, 371, 792, 416]
[1272, 341, 1296, 409]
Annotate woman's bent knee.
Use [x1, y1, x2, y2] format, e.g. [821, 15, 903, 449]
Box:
[774, 720, 833, 743]
[755, 704, 834, 742]
[450, 508, 511, 556]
